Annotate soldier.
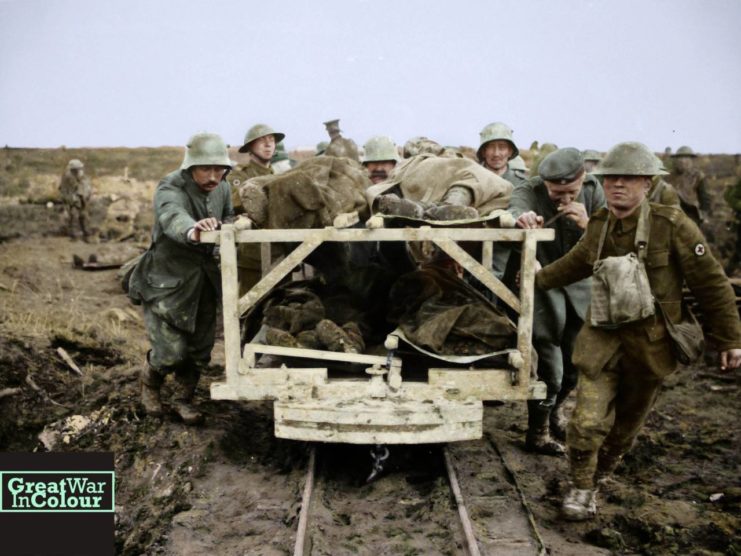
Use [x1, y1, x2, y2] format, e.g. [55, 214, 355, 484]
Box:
[323, 119, 360, 161]
[477, 122, 525, 185]
[128, 132, 234, 425]
[534, 141, 741, 520]
[582, 150, 602, 174]
[230, 124, 285, 296]
[362, 136, 400, 184]
[669, 145, 711, 226]
[509, 148, 606, 455]
[58, 159, 92, 240]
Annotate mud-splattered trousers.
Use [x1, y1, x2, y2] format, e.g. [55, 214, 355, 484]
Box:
[143, 280, 218, 373]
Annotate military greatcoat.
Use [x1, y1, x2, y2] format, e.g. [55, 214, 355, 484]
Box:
[128, 169, 233, 368]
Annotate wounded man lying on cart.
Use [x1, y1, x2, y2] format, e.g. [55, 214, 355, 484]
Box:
[236, 153, 517, 360]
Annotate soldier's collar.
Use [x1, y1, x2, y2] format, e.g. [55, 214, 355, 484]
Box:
[614, 207, 640, 234]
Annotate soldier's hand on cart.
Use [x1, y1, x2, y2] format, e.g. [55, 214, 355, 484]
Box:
[189, 217, 221, 242]
[558, 201, 589, 229]
[720, 348, 741, 371]
[516, 211, 544, 229]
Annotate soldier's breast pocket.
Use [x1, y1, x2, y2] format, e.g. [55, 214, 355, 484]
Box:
[645, 249, 671, 298]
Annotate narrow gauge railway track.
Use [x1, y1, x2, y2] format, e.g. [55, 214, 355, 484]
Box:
[293, 438, 547, 555]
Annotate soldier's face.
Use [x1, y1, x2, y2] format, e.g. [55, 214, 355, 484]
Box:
[544, 174, 585, 206]
[483, 141, 513, 172]
[674, 157, 693, 172]
[364, 161, 396, 184]
[603, 175, 651, 216]
[71, 168, 83, 177]
[250, 135, 276, 161]
[191, 166, 228, 192]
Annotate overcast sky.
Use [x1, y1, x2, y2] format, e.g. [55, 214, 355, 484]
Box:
[1, 0, 740, 153]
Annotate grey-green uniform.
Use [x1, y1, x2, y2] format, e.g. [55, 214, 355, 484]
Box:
[508, 148, 606, 453]
[128, 132, 234, 423]
[59, 159, 92, 238]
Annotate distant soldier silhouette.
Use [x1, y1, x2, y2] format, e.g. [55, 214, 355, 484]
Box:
[59, 159, 92, 240]
[323, 119, 360, 162]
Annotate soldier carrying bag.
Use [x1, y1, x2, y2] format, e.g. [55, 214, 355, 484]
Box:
[590, 202, 655, 328]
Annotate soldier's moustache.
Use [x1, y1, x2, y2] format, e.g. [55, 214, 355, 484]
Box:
[371, 170, 388, 180]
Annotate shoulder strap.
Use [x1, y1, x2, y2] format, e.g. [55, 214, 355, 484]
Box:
[635, 200, 651, 261]
[595, 213, 612, 260]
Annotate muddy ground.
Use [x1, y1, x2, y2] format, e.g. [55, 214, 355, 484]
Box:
[0, 150, 739, 555]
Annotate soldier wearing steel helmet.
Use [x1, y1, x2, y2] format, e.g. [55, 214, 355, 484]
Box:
[669, 145, 711, 226]
[59, 159, 92, 240]
[323, 118, 360, 161]
[230, 124, 285, 193]
[128, 132, 234, 425]
[230, 124, 285, 295]
[477, 122, 525, 186]
[534, 141, 741, 521]
[362, 136, 400, 184]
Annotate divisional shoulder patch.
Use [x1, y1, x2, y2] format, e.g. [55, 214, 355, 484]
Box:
[694, 243, 706, 256]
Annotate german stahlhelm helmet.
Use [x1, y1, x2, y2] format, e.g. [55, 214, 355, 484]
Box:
[238, 124, 286, 153]
[67, 159, 84, 170]
[362, 136, 400, 163]
[315, 141, 329, 155]
[477, 122, 519, 161]
[181, 132, 233, 170]
[591, 141, 668, 176]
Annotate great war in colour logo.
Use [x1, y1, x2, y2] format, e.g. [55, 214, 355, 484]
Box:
[0, 471, 115, 513]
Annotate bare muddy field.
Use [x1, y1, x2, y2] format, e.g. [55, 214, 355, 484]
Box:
[0, 148, 739, 554]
